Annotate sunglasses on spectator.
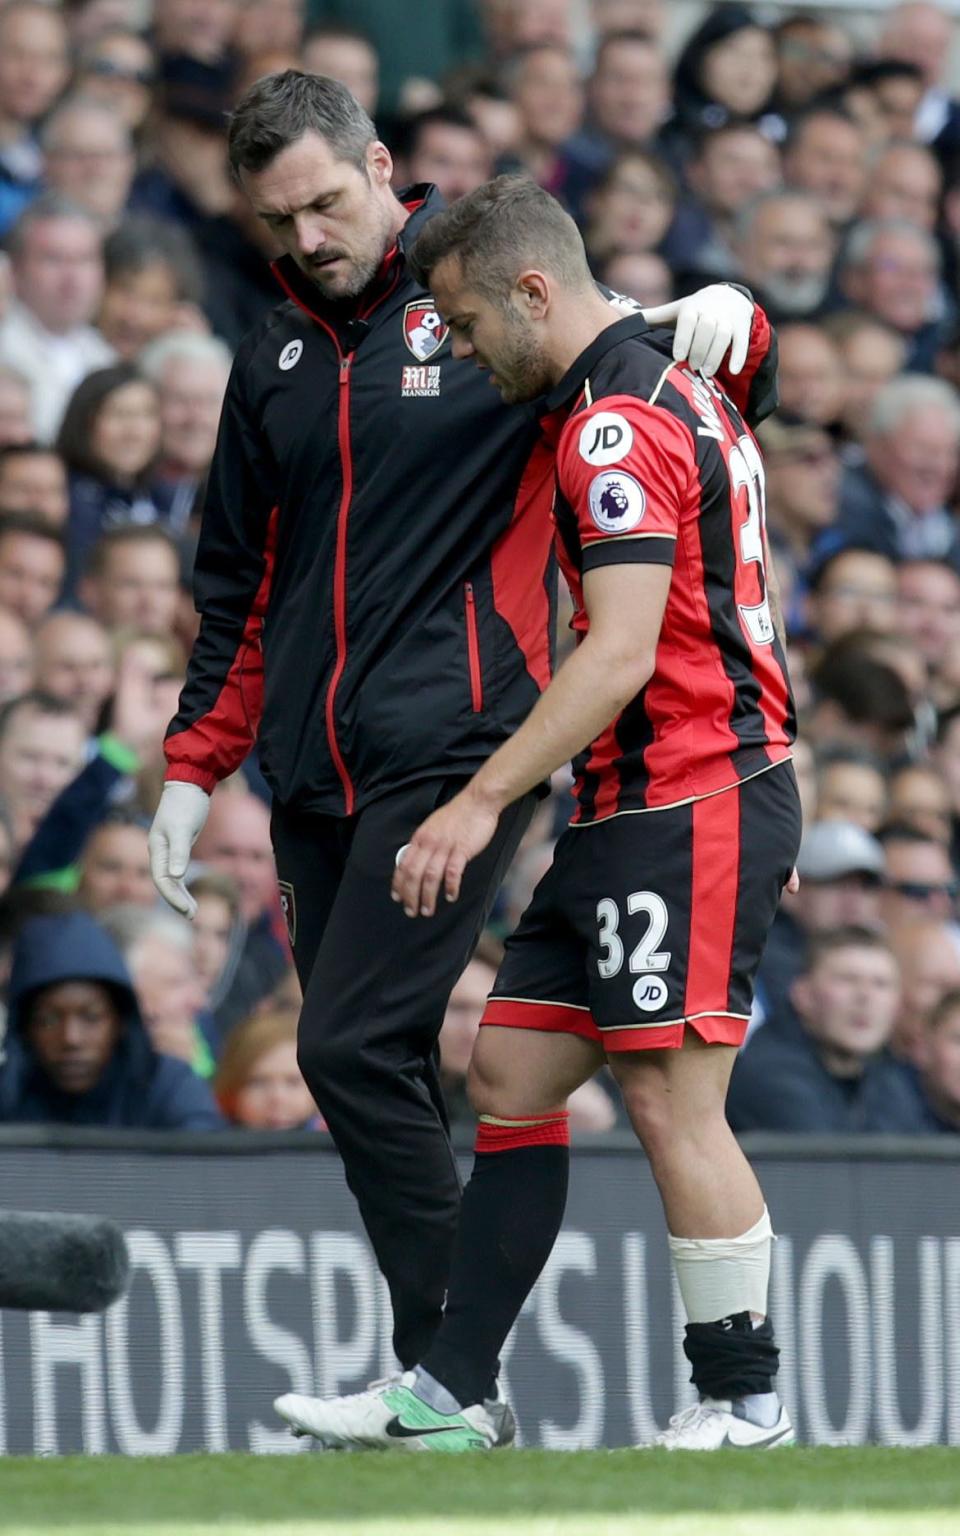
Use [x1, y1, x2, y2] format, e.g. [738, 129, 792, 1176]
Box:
[86, 58, 154, 86]
[885, 879, 959, 901]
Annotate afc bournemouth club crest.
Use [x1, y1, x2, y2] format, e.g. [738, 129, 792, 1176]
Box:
[403, 300, 448, 362]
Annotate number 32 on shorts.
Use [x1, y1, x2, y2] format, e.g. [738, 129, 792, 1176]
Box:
[596, 892, 671, 1012]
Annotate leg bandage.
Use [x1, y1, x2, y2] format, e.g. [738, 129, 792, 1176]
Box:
[474, 1110, 570, 1154]
[668, 1206, 773, 1323]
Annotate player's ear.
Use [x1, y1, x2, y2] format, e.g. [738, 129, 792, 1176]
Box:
[368, 141, 393, 186]
[516, 269, 550, 318]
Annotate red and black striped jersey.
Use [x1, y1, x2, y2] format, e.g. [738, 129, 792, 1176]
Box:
[545, 310, 796, 824]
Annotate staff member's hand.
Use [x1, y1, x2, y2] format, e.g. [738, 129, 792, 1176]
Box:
[392, 788, 500, 917]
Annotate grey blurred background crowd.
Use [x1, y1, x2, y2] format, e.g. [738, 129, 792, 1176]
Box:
[0, 0, 959, 1141]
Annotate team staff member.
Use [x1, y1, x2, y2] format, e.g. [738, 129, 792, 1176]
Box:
[148, 74, 771, 1383]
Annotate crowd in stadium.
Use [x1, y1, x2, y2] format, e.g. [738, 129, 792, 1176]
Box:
[0, 0, 958, 1139]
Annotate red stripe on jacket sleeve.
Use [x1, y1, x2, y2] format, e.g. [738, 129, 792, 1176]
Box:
[164, 506, 279, 792]
[489, 438, 555, 693]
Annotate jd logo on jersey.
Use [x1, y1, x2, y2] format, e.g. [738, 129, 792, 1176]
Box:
[579, 410, 634, 466]
[278, 339, 303, 371]
[403, 301, 448, 361]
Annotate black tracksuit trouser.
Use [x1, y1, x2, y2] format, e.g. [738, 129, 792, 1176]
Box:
[271, 776, 536, 1369]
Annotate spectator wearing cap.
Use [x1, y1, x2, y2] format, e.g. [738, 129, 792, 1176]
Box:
[728, 926, 928, 1133]
[831, 376, 960, 571]
[0, 195, 114, 443]
[0, 2, 71, 237]
[0, 910, 222, 1127]
[754, 819, 885, 1039]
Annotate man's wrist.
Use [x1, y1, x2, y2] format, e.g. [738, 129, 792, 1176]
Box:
[466, 770, 509, 818]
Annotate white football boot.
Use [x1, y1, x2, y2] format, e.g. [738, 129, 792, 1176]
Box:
[274, 1371, 510, 1453]
[651, 1397, 795, 1450]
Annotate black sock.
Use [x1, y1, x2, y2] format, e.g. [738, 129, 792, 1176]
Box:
[420, 1143, 569, 1408]
[683, 1311, 779, 1400]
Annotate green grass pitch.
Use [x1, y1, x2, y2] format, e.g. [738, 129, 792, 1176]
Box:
[0, 1449, 958, 1536]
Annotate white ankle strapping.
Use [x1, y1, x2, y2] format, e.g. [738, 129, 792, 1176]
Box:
[668, 1206, 773, 1323]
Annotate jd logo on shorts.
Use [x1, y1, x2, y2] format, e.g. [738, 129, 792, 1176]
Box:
[278, 880, 297, 946]
[633, 975, 668, 1012]
[279, 339, 303, 371]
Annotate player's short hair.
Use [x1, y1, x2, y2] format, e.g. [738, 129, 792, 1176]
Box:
[803, 924, 894, 972]
[227, 68, 376, 179]
[408, 174, 594, 304]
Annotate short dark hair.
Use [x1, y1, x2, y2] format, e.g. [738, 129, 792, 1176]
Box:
[803, 924, 894, 972]
[104, 217, 204, 306]
[395, 105, 483, 160]
[227, 68, 376, 179]
[85, 522, 180, 578]
[0, 688, 81, 743]
[810, 640, 914, 734]
[408, 174, 593, 301]
[876, 819, 944, 850]
[0, 511, 65, 552]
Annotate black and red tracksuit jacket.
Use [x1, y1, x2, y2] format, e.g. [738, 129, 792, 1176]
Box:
[165, 185, 779, 816]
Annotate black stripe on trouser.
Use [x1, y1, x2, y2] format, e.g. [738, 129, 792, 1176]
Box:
[270, 781, 536, 1369]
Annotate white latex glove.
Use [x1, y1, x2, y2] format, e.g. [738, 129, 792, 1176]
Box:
[148, 781, 210, 919]
[641, 284, 754, 379]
